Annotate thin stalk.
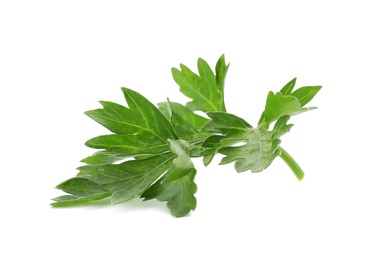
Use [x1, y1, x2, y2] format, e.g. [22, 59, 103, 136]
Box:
[278, 147, 304, 181]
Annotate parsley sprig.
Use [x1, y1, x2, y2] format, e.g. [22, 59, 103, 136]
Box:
[52, 55, 321, 217]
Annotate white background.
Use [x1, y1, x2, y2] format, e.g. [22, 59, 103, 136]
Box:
[1, 0, 379, 259]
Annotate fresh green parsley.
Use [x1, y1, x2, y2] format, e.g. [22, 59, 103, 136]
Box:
[51, 55, 321, 217]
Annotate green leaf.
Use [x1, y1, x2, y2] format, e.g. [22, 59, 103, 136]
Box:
[85, 88, 177, 141]
[85, 101, 139, 134]
[56, 177, 107, 197]
[164, 139, 195, 182]
[167, 102, 209, 131]
[201, 135, 225, 166]
[218, 130, 279, 173]
[142, 169, 197, 217]
[158, 101, 211, 142]
[203, 111, 252, 132]
[261, 91, 302, 127]
[290, 86, 322, 107]
[85, 131, 168, 156]
[141, 139, 197, 217]
[77, 153, 174, 204]
[121, 88, 177, 140]
[52, 195, 78, 202]
[215, 54, 229, 111]
[51, 178, 112, 207]
[280, 77, 297, 95]
[51, 193, 111, 207]
[53, 87, 195, 215]
[271, 116, 293, 140]
[201, 112, 253, 166]
[81, 87, 178, 164]
[80, 151, 130, 165]
[202, 112, 293, 173]
[171, 55, 228, 112]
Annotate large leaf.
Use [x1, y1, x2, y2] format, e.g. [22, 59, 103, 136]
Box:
[53, 140, 198, 217]
[171, 55, 229, 112]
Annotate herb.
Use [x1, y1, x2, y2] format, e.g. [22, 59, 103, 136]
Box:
[51, 55, 321, 217]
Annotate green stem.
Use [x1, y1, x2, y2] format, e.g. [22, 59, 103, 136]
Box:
[278, 147, 304, 181]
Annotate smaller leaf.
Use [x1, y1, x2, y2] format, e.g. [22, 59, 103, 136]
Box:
[271, 116, 293, 140]
[164, 139, 194, 183]
[203, 111, 252, 132]
[85, 131, 168, 156]
[158, 101, 211, 142]
[80, 151, 129, 165]
[169, 102, 209, 131]
[85, 101, 140, 134]
[121, 88, 177, 140]
[262, 91, 301, 127]
[142, 169, 197, 217]
[56, 177, 107, 197]
[201, 135, 225, 166]
[141, 139, 197, 217]
[215, 54, 229, 88]
[290, 86, 322, 107]
[171, 55, 228, 112]
[218, 128, 276, 173]
[51, 193, 111, 207]
[200, 111, 295, 173]
[215, 54, 230, 111]
[52, 195, 78, 202]
[280, 77, 297, 95]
